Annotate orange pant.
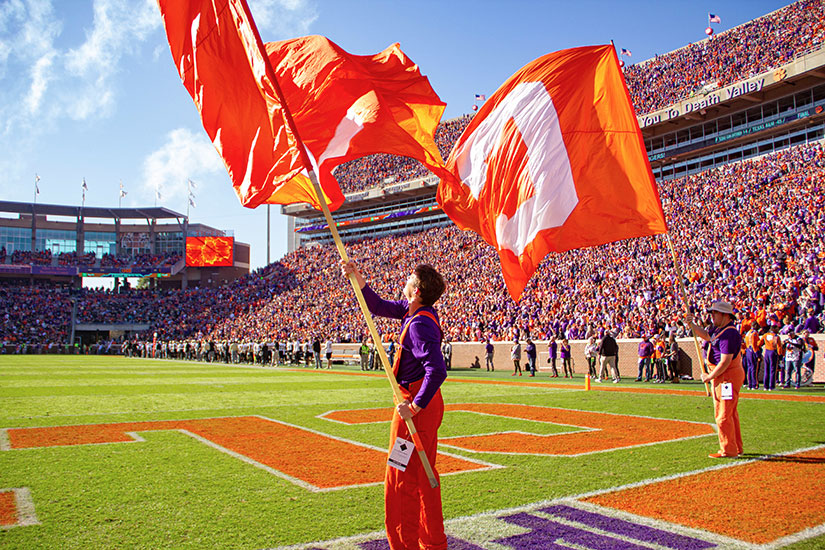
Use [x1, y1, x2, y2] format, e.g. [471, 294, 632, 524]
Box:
[385, 380, 446, 550]
[711, 361, 745, 456]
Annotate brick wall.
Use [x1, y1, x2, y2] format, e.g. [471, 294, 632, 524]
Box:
[333, 336, 824, 384]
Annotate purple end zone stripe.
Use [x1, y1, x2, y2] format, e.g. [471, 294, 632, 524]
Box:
[541, 505, 716, 549]
[494, 512, 653, 550]
[357, 535, 484, 550]
[357, 540, 389, 550]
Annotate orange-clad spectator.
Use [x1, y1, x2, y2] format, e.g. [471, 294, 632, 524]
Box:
[743, 326, 763, 390]
[762, 327, 782, 391]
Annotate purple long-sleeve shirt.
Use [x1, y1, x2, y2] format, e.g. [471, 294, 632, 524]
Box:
[361, 283, 447, 409]
[638, 341, 654, 358]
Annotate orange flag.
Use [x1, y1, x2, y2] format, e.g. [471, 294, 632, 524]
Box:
[157, 0, 305, 210]
[264, 35, 450, 211]
[437, 45, 667, 300]
[158, 0, 449, 212]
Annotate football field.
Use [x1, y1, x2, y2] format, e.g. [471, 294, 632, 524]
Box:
[1, 356, 824, 549]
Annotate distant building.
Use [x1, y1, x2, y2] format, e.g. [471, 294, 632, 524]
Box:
[0, 201, 249, 289]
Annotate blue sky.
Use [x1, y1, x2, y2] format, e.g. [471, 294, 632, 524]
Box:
[0, 0, 789, 270]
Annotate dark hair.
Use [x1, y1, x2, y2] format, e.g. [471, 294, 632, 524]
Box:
[413, 264, 446, 306]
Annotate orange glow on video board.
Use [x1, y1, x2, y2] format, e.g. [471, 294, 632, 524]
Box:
[186, 236, 234, 267]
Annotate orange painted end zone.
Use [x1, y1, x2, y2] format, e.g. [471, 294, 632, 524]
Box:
[0, 491, 17, 527]
[6, 416, 485, 490]
[325, 404, 714, 455]
[584, 447, 825, 544]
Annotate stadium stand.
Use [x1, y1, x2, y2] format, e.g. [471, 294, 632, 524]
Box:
[624, 0, 825, 115]
[2, 141, 822, 351]
[1, 0, 824, 361]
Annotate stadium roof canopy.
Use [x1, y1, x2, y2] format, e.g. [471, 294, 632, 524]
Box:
[0, 200, 185, 220]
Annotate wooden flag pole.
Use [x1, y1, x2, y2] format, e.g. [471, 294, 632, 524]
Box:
[305, 169, 440, 489]
[236, 0, 438, 487]
[665, 233, 711, 396]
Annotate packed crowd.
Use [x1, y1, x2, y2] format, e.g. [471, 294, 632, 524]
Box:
[0, 248, 181, 268]
[191, 141, 825, 345]
[3, 141, 822, 351]
[0, 285, 71, 345]
[624, 0, 825, 114]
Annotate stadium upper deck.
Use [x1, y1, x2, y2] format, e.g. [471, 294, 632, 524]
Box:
[283, 0, 825, 250]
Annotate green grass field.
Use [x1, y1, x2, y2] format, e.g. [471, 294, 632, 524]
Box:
[1, 356, 823, 550]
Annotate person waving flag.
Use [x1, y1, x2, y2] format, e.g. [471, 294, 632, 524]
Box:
[437, 44, 667, 300]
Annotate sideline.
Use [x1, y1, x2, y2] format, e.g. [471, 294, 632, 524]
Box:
[283, 368, 825, 403]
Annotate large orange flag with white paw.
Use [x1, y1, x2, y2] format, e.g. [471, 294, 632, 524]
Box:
[437, 45, 667, 300]
[158, 0, 448, 212]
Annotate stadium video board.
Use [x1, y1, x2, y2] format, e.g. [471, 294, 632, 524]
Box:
[185, 236, 234, 267]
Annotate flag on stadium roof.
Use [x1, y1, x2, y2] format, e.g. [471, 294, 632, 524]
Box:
[621, 48, 632, 57]
[475, 94, 486, 101]
[158, 0, 450, 212]
[708, 13, 721, 23]
[35, 174, 40, 195]
[437, 45, 668, 300]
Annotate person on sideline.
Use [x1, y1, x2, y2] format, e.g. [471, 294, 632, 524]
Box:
[510, 338, 522, 376]
[743, 323, 763, 389]
[762, 325, 781, 391]
[440, 339, 451, 370]
[666, 334, 680, 383]
[547, 336, 559, 377]
[584, 337, 599, 380]
[525, 338, 537, 377]
[484, 338, 495, 372]
[599, 331, 620, 383]
[560, 338, 573, 378]
[341, 260, 448, 550]
[685, 301, 745, 459]
[636, 335, 654, 382]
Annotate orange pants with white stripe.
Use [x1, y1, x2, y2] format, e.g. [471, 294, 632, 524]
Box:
[711, 363, 745, 456]
[385, 380, 446, 550]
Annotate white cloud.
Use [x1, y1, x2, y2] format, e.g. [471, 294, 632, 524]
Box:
[249, 0, 318, 39]
[141, 127, 225, 205]
[25, 51, 55, 115]
[0, 0, 161, 132]
[62, 0, 160, 120]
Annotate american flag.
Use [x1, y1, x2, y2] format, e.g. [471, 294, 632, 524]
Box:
[621, 48, 632, 57]
[474, 94, 486, 101]
[708, 13, 721, 23]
